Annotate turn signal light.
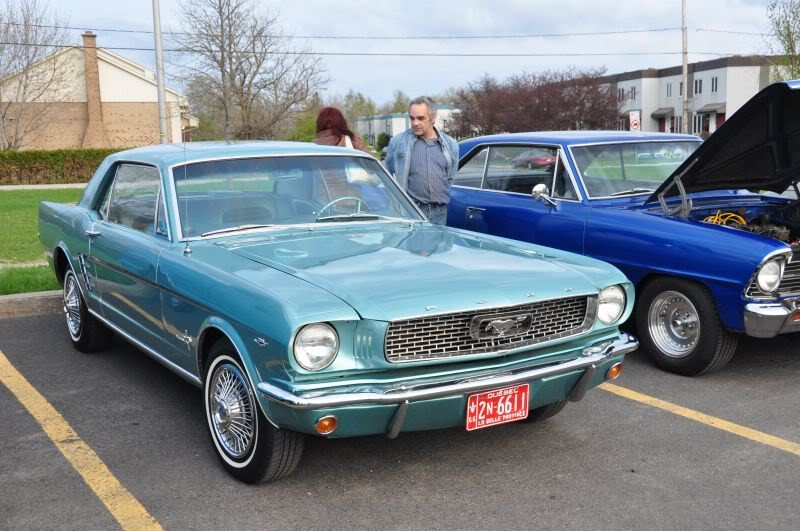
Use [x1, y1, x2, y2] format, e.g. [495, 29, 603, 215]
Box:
[315, 415, 338, 435]
[606, 363, 623, 380]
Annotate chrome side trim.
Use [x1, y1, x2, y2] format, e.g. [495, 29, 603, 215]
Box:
[256, 333, 638, 410]
[87, 307, 202, 387]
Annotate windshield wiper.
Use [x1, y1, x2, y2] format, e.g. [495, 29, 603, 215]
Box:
[201, 224, 276, 237]
[609, 187, 655, 197]
[315, 213, 399, 223]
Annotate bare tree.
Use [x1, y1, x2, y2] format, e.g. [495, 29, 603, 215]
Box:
[0, 0, 71, 150]
[172, 0, 326, 140]
[767, 0, 800, 79]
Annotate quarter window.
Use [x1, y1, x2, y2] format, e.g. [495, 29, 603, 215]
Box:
[454, 147, 488, 188]
[106, 164, 161, 235]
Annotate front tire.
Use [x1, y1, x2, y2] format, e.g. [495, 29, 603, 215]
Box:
[62, 270, 109, 352]
[204, 341, 304, 483]
[636, 278, 738, 376]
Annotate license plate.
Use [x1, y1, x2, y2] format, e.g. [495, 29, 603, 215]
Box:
[466, 384, 529, 431]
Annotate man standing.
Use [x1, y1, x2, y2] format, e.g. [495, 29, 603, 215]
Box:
[385, 96, 459, 225]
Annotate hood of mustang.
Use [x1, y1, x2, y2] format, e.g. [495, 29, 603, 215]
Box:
[215, 223, 622, 321]
[647, 80, 800, 203]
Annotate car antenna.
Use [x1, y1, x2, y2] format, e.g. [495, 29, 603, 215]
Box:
[182, 136, 192, 256]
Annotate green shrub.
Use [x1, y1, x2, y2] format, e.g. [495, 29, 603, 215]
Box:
[0, 148, 120, 185]
[376, 132, 390, 152]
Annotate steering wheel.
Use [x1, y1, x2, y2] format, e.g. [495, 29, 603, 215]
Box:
[315, 196, 367, 220]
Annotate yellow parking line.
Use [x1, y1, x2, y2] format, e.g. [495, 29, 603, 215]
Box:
[600, 382, 800, 457]
[0, 350, 162, 530]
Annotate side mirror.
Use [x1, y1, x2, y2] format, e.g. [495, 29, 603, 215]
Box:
[532, 183, 557, 207]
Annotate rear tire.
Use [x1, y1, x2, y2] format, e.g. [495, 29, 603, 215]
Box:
[204, 340, 304, 483]
[525, 400, 567, 422]
[62, 270, 110, 353]
[636, 278, 738, 376]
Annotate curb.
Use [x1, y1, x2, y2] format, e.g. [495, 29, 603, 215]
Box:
[0, 290, 62, 319]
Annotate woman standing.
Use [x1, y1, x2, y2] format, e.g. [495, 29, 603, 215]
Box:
[313, 107, 370, 153]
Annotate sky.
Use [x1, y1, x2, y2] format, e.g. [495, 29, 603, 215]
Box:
[60, 0, 776, 104]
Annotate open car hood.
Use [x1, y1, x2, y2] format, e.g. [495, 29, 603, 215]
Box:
[646, 80, 800, 204]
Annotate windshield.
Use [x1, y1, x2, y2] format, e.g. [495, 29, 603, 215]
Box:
[172, 155, 421, 237]
[571, 141, 701, 198]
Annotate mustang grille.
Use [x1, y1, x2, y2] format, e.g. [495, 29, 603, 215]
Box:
[746, 247, 800, 298]
[385, 296, 595, 363]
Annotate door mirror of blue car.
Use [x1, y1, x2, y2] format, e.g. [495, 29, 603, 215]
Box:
[532, 183, 557, 207]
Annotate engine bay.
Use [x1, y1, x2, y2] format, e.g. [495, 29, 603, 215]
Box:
[691, 200, 800, 247]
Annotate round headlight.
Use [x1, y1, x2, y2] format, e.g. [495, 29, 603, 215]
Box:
[598, 285, 626, 324]
[756, 259, 783, 293]
[293, 323, 339, 371]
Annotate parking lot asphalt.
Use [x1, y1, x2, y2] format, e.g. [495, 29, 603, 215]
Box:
[1, 313, 799, 530]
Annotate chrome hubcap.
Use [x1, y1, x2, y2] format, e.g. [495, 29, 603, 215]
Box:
[63, 274, 81, 339]
[648, 290, 700, 358]
[209, 363, 255, 459]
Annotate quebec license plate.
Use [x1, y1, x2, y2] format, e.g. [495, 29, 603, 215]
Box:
[466, 384, 529, 431]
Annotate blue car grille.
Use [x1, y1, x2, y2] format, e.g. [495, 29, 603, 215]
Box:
[384, 296, 595, 363]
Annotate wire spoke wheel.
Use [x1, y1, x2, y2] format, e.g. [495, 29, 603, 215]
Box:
[648, 290, 700, 358]
[63, 272, 82, 339]
[209, 362, 255, 459]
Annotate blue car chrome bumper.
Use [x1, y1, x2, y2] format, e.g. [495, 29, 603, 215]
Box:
[744, 298, 800, 338]
[257, 333, 638, 438]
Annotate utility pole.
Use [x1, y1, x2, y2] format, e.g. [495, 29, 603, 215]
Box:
[682, 0, 689, 134]
[152, 0, 169, 144]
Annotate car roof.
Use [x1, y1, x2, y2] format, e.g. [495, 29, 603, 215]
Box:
[107, 140, 369, 167]
[461, 130, 701, 147]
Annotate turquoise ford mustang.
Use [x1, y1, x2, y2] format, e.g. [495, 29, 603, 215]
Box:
[39, 141, 637, 483]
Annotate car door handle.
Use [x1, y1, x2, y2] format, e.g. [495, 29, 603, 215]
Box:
[466, 207, 486, 213]
[85, 229, 102, 238]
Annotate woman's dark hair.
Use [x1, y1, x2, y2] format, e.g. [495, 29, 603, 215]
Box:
[316, 106, 355, 139]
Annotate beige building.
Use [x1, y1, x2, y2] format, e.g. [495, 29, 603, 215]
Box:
[0, 32, 196, 150]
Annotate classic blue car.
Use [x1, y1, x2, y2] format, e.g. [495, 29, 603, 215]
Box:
[449, 80, 800, 376]
[39, 141, 637, 483]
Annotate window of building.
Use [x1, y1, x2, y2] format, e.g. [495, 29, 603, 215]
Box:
[618, 117, 628, 131]
[711, 76, 718, 93]
[618, 88, 625, 101]
[679, 82, 683, 96]
[694, 79, 703, 95]
[629, 87, 637, 100]
[666, 83, 672, 98]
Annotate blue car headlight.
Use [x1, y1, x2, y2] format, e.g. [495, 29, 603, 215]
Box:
[293, 323, 339, 371]
[756, 259, 783, 293]
[598, 285, 626, 324]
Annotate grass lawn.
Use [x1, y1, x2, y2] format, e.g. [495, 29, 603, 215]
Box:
[0, 265, 60, 296]
[0, 188, 84, 264]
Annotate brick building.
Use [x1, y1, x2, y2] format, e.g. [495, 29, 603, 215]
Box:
[0, 32, 196, 150]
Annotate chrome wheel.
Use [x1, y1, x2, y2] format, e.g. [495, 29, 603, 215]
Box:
[63, 272, 82, 340]
[209, 362, 255, 459]
[648, 290, 700, 358]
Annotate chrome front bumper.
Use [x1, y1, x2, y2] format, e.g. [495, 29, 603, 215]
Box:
[744, 299, 800, 338]
[258, 333, 637, 437]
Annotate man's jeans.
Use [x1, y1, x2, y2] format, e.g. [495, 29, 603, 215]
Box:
[415, 201, 448, 225]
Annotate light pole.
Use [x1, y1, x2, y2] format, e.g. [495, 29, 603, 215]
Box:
[152, 0, 168, 144]
[682, 0, 689, 134]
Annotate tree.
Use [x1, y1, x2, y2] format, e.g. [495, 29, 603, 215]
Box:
[172, 0, 326, 140]
[341, 90, 376, 125]
[767, 0, 800, 79]
[377, 90, 411, 114]
[451, 68, 618, 137]
[0, 0, 71, 150]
